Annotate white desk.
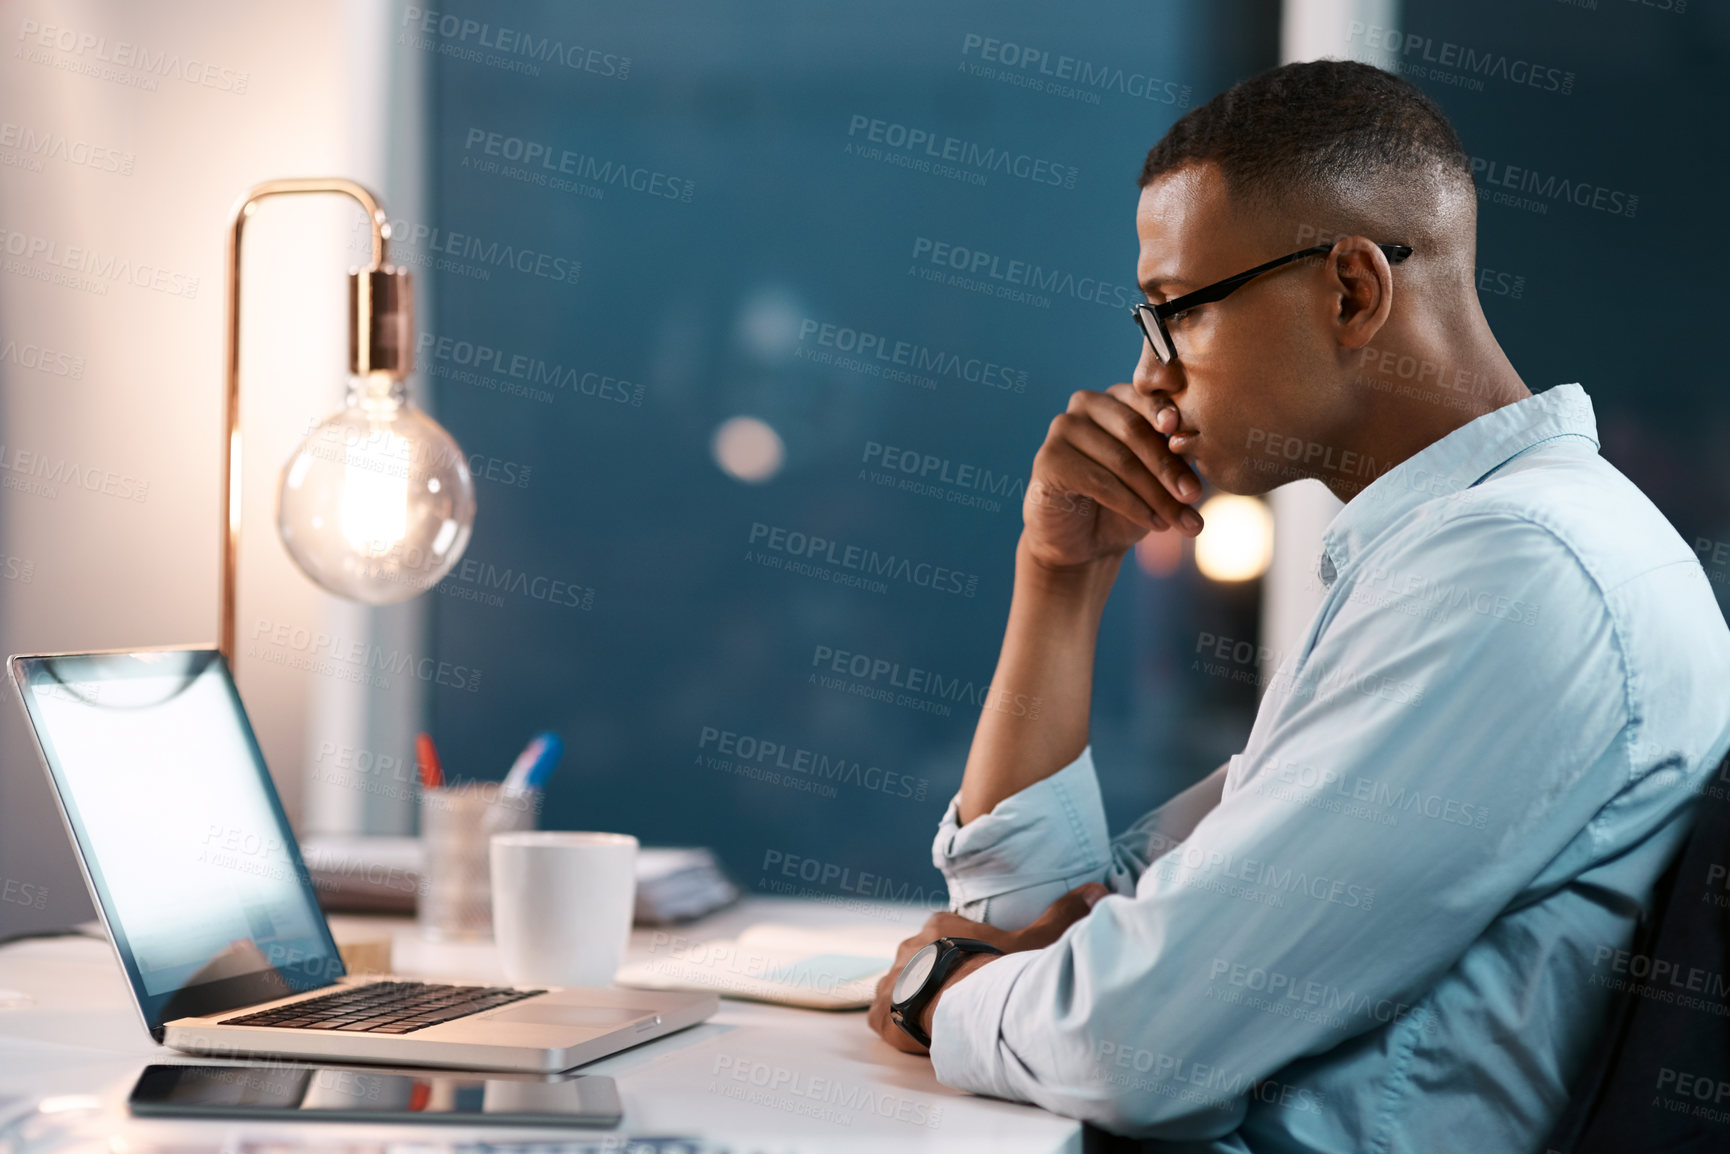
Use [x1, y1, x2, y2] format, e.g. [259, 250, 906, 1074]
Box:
[0, 896, 1082, 1153]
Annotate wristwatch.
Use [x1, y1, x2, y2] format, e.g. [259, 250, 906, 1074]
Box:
[889, 936, 1004, 1048]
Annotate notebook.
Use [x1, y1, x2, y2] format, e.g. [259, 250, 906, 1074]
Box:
[614, 922, 914, 1010]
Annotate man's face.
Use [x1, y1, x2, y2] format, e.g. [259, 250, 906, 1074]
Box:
[1133, 163, 1346, 495]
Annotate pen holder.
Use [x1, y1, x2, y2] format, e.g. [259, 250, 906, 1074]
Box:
[417, 783, 537, 941]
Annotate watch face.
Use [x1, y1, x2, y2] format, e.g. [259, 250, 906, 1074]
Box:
[893, 942, 940, 1002]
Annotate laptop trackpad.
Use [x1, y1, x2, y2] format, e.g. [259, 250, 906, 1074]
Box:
[490, 1004, 655, 1028]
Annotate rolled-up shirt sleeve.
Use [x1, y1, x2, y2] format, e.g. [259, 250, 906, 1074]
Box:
[927, 514, 1638, 1138]
[931, 747, 1117, 930]
[932, 747, 1228, 931]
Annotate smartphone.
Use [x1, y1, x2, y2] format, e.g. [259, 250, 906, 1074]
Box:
[128, 1063, 622, 1127]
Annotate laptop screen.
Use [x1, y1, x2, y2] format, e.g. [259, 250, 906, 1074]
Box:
[12, 650, 343, 1035]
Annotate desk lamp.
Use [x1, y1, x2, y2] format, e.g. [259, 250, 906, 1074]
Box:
[219, 179, 476, 660]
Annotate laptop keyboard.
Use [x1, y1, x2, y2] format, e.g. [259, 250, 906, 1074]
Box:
[219, 980, 546, 1035]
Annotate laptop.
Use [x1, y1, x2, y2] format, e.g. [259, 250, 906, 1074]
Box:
[7, 647, 718, 1073]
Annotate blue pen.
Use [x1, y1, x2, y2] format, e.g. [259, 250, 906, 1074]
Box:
[523, 732, 564, 790]
[502, 731, 563, 794]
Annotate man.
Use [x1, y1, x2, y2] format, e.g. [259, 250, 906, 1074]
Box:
[865, 59, 1730, 1151]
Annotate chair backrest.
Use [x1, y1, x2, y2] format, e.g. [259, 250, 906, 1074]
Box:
[1543, 739, 1730, 1154]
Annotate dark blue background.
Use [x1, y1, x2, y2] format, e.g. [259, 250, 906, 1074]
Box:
[410, 0, 1728, 901]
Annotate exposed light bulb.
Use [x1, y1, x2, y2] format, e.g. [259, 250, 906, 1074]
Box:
[278, 375, 475, 604]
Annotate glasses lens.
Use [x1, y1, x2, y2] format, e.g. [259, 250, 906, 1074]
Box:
[1135, 307, 1173, 364]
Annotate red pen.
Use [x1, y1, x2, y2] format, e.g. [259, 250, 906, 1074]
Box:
[415, 732, 444, 790]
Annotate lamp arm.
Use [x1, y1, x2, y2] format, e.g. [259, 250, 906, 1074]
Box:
[219, 179, 394, 663]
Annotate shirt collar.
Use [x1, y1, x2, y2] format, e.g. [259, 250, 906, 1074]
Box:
[1317, 383, 1599, 587]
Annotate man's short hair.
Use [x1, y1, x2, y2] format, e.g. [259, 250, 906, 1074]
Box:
[1140, 60, 1473, 240]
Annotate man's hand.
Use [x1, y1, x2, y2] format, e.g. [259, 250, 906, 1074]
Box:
[1024, 383, 1204, 571]
[867, 882, 1111, 1055]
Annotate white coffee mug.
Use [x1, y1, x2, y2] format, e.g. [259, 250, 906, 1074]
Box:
[490, 831, 638, 987]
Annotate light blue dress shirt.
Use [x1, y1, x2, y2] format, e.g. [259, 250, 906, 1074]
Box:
[928, 384, 1730, 1152]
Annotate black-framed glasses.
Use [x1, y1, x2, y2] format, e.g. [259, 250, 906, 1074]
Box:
[1131, 242, 1413, 365]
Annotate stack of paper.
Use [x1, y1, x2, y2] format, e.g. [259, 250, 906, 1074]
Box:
[301, 836, 426, 914]
[614, 922, 911, 1009]
[301, 836, 740, 925]
[633, 847, 740, 924]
